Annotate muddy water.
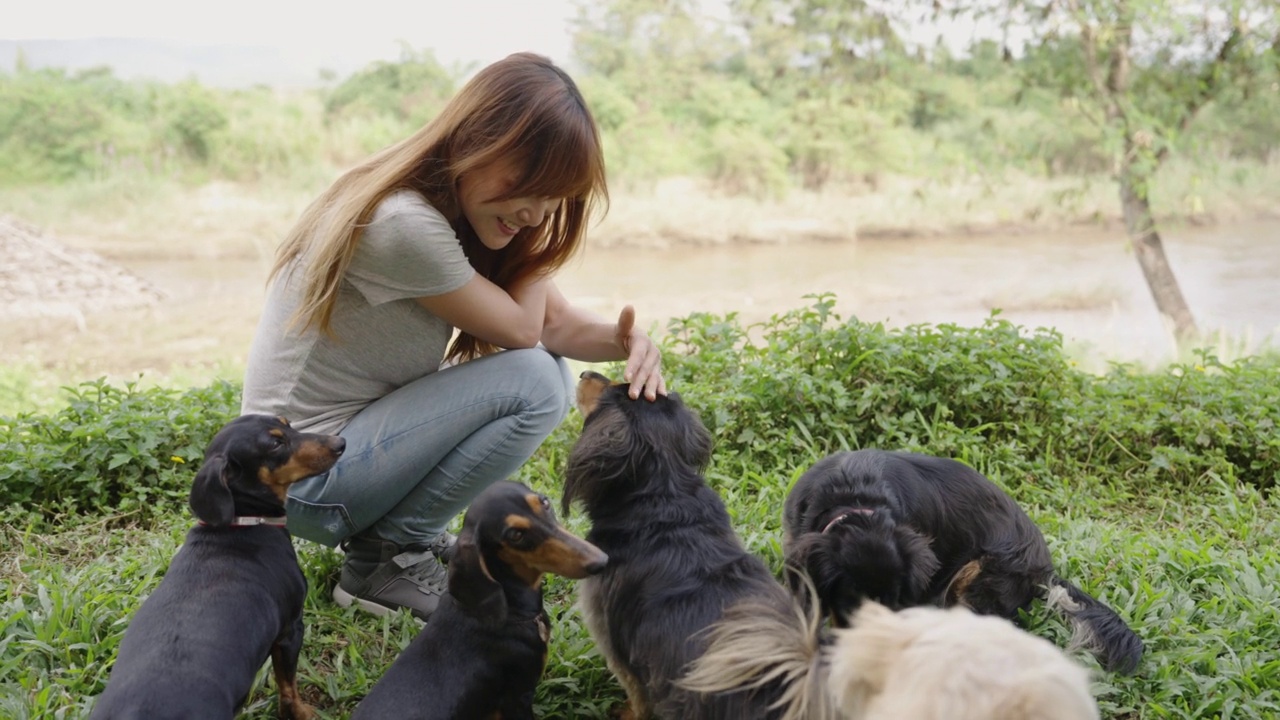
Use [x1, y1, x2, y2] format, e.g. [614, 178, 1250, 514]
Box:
[557, 219, 1280, 365]
[113, 219, 1279, 375]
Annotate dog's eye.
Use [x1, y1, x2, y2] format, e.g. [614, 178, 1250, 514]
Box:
[539, 496, 551, 511]
[504, 528, 526, 543]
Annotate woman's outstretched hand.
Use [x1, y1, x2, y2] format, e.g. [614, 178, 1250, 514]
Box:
[614, 306, 666, 401]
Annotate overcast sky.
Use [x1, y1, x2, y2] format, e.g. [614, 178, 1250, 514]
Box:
[4, 0, 580, 73]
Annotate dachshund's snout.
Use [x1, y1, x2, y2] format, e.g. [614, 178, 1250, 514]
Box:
[584, 553, 609, 576]
[328, 436, 347, 456]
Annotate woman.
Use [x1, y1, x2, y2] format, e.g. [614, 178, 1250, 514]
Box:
[241, 52, 665, 621]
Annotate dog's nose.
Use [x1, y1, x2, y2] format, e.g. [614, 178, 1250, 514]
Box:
[330, 437, 347, 456]
[585, 554, 608, 575]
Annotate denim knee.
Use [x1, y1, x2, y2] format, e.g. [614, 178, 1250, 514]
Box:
[510, 347, 573, 431]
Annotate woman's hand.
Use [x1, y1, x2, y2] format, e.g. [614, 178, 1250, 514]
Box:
[614, 305, 666, 401]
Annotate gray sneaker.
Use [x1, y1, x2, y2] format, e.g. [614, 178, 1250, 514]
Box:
[333, 533, 456, 621]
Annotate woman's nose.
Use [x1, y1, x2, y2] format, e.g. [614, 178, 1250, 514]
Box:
[516, 199, 556, 227]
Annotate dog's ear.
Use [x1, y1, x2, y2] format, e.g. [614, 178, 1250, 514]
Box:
[668, 396, 713, 470]
[448, 531, 507, 625]
[190, 455, 235, 526]
[783, 534, 821, 593]
[893, 526, 940, 602]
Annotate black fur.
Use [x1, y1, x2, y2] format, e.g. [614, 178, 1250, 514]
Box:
[90, 414, 345, 720]
[564, 374, 795, 719]
[351, 480, 607, 720]
[783, 449, 1144, 675]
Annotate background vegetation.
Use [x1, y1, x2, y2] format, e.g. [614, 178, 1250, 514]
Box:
[2, 300, 1278, 718]
[2, 1, 1277, 213]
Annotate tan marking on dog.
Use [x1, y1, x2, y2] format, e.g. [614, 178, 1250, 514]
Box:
[575, 372, 613, 417]
[499, 530, 606, 586]
[525, 494, 547, 516]
[272, 649, 315, 720]
[506, 514, 533, 530]
[945, 559, 983, 607]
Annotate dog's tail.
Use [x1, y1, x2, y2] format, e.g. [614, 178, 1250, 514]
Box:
[678, 586, 835, 720]
[1046, 576, 1143, 675]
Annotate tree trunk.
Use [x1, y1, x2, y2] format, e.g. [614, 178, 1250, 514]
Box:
[1117, 167, 1199, 343]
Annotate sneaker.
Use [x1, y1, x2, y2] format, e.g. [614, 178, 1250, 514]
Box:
[332, 534, 454, 621]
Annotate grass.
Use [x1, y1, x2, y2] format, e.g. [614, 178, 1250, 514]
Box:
[2, 434, 1277, 718]
[2, 303, 1279, 718]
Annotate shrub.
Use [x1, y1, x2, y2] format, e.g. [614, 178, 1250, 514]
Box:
[659, 294, 1280, 494]
[0, 379, 240, 527]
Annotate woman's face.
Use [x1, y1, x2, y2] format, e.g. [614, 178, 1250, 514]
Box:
[458, 159, 562, 251]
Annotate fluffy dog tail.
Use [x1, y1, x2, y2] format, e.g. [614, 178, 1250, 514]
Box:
[678, 589, 835, 720]
[1046, 576, 1144, 675]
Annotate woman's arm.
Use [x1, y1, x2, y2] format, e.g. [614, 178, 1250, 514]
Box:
[416, 273, 550, 350]
[541, 282, 666, 400]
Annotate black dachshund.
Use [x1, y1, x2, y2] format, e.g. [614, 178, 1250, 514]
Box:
[351, 480, 608, 720]
[783, 449, 1143, 674]
[90, 414, 344, 720]
[563, 372, 798, 719]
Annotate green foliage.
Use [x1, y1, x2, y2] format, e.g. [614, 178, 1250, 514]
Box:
[2, 300, 1280, 716]
[323, 47, 455, 128]
[2, 3, 1277, 195]
[159, 81, 228, 163]
[0, 68, 110, 182]
[0, 379, 240, 527]
[662, 295, 1280, 491]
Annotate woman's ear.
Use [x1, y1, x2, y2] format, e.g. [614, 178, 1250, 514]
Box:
[447, 530, 507, 625]
[190, 455, 234, 526]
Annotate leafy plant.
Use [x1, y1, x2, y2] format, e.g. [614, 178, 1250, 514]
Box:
[0, 379, 240, 527]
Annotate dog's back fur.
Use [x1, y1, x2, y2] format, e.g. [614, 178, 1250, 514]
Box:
[564, 375, 796, 719]
[783, 449, 1143, 674]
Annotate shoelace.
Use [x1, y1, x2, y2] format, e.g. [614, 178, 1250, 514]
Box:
[426, 531, 457, 556]
[391, 549, 449, 593]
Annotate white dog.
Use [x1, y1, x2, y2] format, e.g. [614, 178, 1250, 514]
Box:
[681, 597, 1099, 720]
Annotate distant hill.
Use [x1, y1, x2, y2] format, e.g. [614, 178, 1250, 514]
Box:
[0, 37, 358, 87]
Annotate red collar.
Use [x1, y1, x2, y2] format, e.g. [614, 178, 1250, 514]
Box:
[198, 516, 289, 528]
[821, 508, 874, 534]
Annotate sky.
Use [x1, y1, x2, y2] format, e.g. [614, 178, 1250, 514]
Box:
[3, 0, 582, 81]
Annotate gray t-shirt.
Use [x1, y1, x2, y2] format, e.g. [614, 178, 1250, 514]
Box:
[241, 189, 475, 434]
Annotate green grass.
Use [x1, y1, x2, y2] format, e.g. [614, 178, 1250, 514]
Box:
[3, 446, 1276, 718]
[3, 301, 1279, 718]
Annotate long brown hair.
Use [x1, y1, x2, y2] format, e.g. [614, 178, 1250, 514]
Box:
[271, 52, 608, 362]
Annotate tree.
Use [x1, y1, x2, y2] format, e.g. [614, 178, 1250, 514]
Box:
[944, 0, 1279, 342]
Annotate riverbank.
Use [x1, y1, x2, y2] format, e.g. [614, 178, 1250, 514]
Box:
[1, 163, 1277, 415]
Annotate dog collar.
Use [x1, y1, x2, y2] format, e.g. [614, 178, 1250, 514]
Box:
[198, 516, 289, 528]
[821, 508, 874, 534]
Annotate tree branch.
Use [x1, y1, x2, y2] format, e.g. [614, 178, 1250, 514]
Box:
[1156, 25, 1243, 163]
[1066, 0, 1128, 123]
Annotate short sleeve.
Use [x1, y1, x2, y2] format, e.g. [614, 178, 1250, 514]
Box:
[347, 190, 476, 305]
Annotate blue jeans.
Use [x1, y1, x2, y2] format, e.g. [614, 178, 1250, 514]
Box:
[284, 348, 573, 548]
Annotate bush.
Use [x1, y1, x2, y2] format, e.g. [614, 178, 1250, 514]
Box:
[0, 379, 240, 527]
[659, 294, 1280, 494]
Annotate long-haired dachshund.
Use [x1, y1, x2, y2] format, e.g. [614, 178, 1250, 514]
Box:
[681, 590, 1100, 720]
[782, 449, 1143, 674]
[563, 371, 798, 719]
[351, 480, 608, 720]
[90, 414, 345, 720]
